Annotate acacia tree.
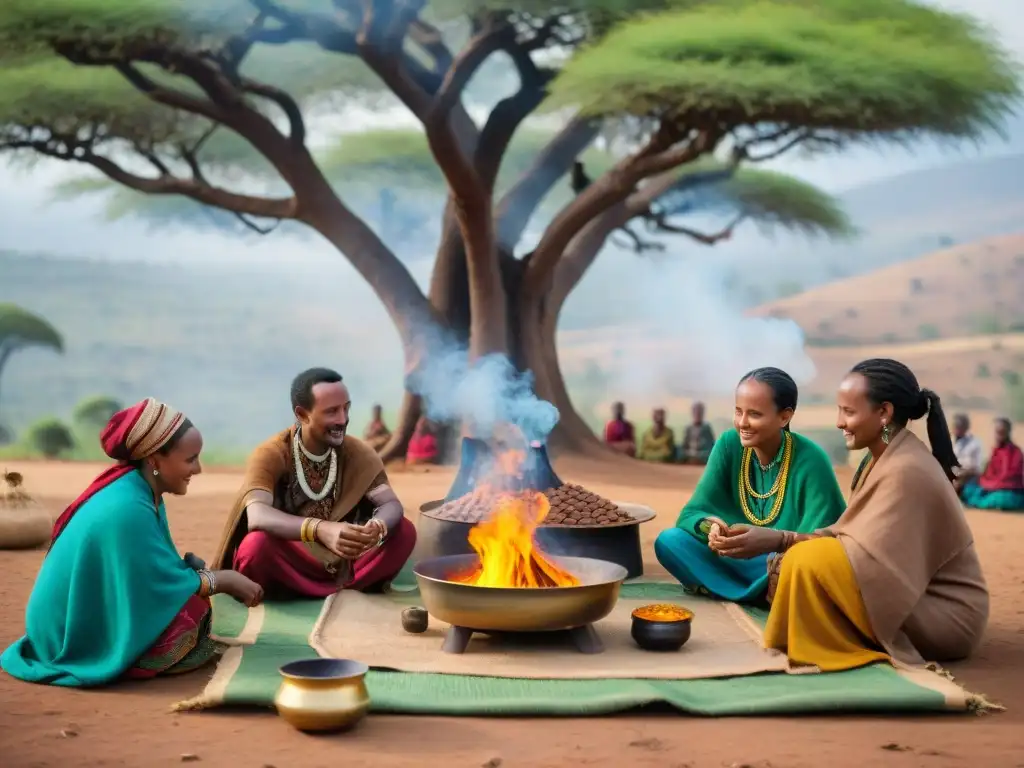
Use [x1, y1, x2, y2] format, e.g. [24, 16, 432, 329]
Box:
[0, 304, 64, 429]
[0, 0, 1018, 458]
[62, 124, 852, 455]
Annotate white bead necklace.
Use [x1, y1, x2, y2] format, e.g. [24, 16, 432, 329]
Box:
[293, 428, 337, 502]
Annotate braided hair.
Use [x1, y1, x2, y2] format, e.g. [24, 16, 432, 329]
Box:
[848, 358, 958, 481]
[738, 367, 798, 431]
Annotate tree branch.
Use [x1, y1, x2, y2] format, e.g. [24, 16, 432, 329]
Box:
[357, 1, 432, 117]
[251, 0, 361, 54]
[654, 213, 745, 244]
[494, 116, 602, 252]
[408, 18, 454, 71]
[112, 62, 226, 124]
[522, 129, 720, 295]
[745, 128, 812, 162]
[474, 85, 547, 195]
[427, 22, 512, 127]
[2, 132, 297, 221]
[239, 77, 306, 145]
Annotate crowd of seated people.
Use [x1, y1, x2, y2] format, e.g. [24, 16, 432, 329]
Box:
[607, 401, 716, 465]
[4, 361, 1019, 691]
[954, 413, 1024, 511]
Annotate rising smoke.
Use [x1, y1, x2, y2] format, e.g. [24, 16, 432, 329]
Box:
[405, 324, 560, 445]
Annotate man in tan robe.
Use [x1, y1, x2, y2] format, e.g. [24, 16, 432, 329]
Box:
[212, 368, 416, 598]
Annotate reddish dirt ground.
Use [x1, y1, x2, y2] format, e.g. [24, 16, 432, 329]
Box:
[1, 458, 1023, 768]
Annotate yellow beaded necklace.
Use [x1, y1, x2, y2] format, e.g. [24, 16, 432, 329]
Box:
[738, 431, 793, 526]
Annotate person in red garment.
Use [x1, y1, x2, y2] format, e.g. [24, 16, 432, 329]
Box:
[406, 416, 439, 465]
[604, 401, 636, 456]
[960, 417, 1024, 511]
[212, 368, 417, 597]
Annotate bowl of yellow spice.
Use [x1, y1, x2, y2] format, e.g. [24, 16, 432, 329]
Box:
[630, 603, 694, 651]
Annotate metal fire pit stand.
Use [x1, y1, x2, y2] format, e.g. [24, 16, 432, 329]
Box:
[441, 624, 605, 655]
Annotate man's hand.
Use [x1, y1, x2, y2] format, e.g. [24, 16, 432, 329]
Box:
[315, 521, 378, 560]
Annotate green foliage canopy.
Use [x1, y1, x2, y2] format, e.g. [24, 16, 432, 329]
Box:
[0, 304, 64, 354]
[545, 0, 1020, 142]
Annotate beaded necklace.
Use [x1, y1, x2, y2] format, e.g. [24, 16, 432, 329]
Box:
[738, 431, 793, 526]
[293, 428, 338, 503]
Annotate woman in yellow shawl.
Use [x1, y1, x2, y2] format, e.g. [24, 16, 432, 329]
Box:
[758, 359, 989, 671]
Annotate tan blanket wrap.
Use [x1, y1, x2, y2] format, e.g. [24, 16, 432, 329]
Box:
[824, 430, 989, 666]
[211, 428, 385, 571]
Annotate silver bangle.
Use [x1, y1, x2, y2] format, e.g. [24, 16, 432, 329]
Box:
[200, 568, 218, 595]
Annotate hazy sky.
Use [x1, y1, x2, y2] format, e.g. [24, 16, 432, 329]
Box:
[3, 0, 1022, 427]
[0, 0, 1020, 266]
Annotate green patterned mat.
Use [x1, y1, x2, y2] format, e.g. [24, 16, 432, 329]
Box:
[176, 568, 988, 716]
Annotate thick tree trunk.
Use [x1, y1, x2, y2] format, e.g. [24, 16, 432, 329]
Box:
[0, 341, 14, 427]
[381, 244, 608, 463]
[514, 293, 613, 459]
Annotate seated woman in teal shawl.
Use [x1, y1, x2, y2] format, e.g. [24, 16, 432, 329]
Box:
[654, 367, 847, 603]
[1, 398, 264, 687]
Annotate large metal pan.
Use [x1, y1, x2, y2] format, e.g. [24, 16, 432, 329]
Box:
[413, 554, 627, 633]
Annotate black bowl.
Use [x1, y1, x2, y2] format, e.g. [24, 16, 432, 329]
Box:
[630, 614, 693, 652]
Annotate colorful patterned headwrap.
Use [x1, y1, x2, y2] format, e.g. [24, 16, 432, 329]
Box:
[101, 398, 186, 461]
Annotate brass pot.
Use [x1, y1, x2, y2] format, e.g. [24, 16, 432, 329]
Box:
[274, 658, 370, 733]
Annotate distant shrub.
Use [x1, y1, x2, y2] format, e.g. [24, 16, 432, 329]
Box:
[1006, 382, 1024, 423]
[909, 278, 924, 294]
[844, 307, 858, 318]
[774, 280, 803, 299]
[881, 332, 899, 343]
[26, 418, 75, 458]
[975, 363, 992, 379]
[0, 423, 13, 447]
[945, 394, 993, 409]
[804, 335, 858, 347]
[1001, 370, 1022, 387]
[917, 324, 941, 340]
[72, 395, 123, 431]
[970, 314, 1003, 335]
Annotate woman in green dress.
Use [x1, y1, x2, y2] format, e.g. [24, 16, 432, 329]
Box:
[654, 367, 847, 602]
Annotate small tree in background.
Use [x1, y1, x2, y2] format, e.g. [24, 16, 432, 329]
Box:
[25, 418, 76, 459]
[72, 395, 124, 433]
[0, 304, 64, 431]
[0, 0, 1018, 458]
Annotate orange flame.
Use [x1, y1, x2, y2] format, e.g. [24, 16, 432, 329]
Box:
[450, 491, 580, 588]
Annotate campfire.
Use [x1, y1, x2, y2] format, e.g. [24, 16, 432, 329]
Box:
[411, 431, 629, 654]
[448, 490, 580, 589]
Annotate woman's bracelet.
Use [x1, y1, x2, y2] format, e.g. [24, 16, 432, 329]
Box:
[197, 569, 218, 597]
